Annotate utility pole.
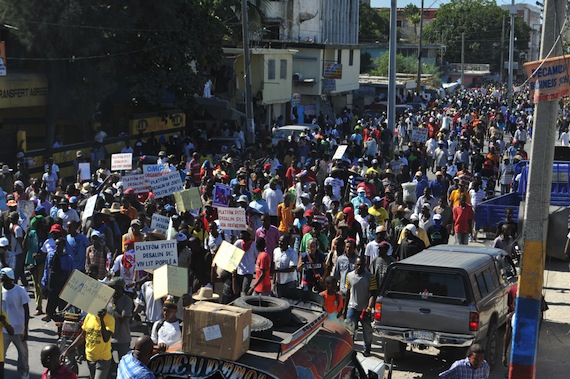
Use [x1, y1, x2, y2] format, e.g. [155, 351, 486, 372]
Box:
[241, 0, 255, 143]
[388, 0, 397, 135]
[509, 0, 567, 378]
[461, 32, 465, 87]
[500, 15, 506, 81]
[416, 0, 424, 94]
[507, 0, 516, 107]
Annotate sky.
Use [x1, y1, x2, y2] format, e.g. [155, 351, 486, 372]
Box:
[370, 0, 534, 9]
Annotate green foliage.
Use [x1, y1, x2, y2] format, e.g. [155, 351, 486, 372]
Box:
[360, 2, 390, 43]
[369, 53, 440, 76]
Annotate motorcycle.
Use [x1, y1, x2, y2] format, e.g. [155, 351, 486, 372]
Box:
[55, 309, 85, 374]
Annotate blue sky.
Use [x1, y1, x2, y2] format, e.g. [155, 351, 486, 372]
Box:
[370, 0, 533, 9]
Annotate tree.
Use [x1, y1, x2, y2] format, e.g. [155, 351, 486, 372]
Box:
[0, 0, 225, 146]
[402, 4, 421, 40]
[359, 2, 390, 43]
[369, 53, 440, 78]
[423, 0, 530, 71]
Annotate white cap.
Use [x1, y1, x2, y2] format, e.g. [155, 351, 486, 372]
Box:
[376, 225, 386, 233]
[404, 224, 417, 236]
[0, 237, 8, 247]
[433, 213, 442, 221]
[410, 213, 419, 221]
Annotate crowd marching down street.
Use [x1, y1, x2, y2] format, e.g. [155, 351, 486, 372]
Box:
[0, 83, 565, 378]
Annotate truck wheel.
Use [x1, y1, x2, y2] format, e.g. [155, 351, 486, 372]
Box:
[485, 325, 499, 369]
[250, 314, 274, 339]
[234, 296, 292, 326]
[383, 339, 406, 360]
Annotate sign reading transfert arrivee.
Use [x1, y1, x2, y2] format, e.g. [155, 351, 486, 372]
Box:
[150, 171, 183, 199]
[411, 128, 429, 143]
[111, 153, 133, 171]
[134, 240, 178, 270]
[524, 55, 570, 103]
[150, 213, 169, 234]
[217, 207, 247, 231]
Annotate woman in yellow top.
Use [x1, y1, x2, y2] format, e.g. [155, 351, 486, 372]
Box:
[62, 309, 115, 379]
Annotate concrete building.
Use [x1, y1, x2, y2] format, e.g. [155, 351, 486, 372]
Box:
[501, 3, 542, 62]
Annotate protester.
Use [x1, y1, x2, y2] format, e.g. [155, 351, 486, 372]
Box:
[117, 336, 156, 379]
[439, 343, 490, 379]
[40, 344, 77, 379]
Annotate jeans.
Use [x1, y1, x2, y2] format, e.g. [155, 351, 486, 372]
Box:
[87, 359, 112, 379]
[455, 232, 469, 245]
[3, 333, 28, 376]
[346, 308, 373, 353]
[29, 264, 45, 311]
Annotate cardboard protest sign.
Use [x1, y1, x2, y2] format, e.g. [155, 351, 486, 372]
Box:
[150, 171, 183, 199]
[111, 153, 133, 171]
[59, 270, 115, 315]
[134, 240, 178, 270]
[19, 200, 35, 220]
[213, 241, 245, 273]
[173, 188, 202, 212]
[143, 164, 170, 180]
[332, 145, 348, 160]
[153, 264, 188, 300]
[213, 183, 231, 207]
[411, 128, 429, 143]
[78, 162, 91, 182]
[217, 207, 248, 230]
[150, 213, 169, 234]
[121, 174, 149, 194]
[82, 195, 98, 221]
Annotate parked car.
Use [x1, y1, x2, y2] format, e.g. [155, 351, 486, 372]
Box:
[374, 245, 515, 368]
[272, 124, 320, 146]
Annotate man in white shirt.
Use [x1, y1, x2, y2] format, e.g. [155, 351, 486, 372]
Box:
[273, 235, 298, 298]
[150, 295, 181, 349]
[560, 128, 569, 146]
[262, 179, 283, 226]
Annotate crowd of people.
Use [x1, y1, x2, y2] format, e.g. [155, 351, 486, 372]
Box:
[0, 83, 565, 378]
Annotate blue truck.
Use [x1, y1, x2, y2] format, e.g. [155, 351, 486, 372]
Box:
[475, 160, 570, 260]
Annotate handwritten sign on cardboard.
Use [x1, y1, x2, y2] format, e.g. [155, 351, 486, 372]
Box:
[121, 174, 149, 194]
[153, 264, 188, 299]
[59, 270, 115, 315]
[134, 240, 178, 270]
[212, 241, 245, 273]
[150, 171, 183, 199]
[150, 213, 169, 234]
[111, 153, 133, 171]
[173, 188, 203, 212]
[217, 207, 248, 231]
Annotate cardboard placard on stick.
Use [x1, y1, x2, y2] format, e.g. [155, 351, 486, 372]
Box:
[173, 188, 203, 212]
[153, 264, 188, 300]
[134, 240, 178, 270]
[82, 195, 98, 221]
[59, 270, 115, 315]
[217, 207, 248, 231]
[212, 241, 245, 273]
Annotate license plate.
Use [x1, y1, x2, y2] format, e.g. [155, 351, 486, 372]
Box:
[413, 330, 434, 341]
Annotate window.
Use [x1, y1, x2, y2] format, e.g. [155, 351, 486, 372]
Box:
[337, 49, 342, 63]
[268, 59, 276, 80]
[385, 269, 468, 305]
[483, 268, 499, 292]
[280, 59, 287, 79]
[349, 49, 354, 66]
[476, 273, 489, 297]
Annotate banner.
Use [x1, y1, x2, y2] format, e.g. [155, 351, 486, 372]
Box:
[111, 153, 133, 171]
[217, 207, 247, 230]
[59, 270, 115, 315]
[78, 162, 91, 182]
[150, 171, 183, 199]
[213, 183, 231, 207]
[134, 240, 178, 270]
[82, 195, 98, 221]
[150, 213, 169, 234]
[153, 264, 188, 299]
[212, 241, 245, 273]
[122, 174, 149, 194]
[524, 55, 570, 103]
[173, 188, 203, 212]
[143, 164, 171, 179]
[411, 128, 429, 143]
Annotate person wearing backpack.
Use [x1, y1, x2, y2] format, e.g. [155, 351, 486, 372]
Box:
[150, 296, 181, 351]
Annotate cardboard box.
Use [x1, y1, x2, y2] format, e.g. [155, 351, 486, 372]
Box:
[183, 301, 252, 361]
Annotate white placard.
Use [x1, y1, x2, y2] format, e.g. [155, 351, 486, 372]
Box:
[59, 270, 115, 316]
[111, 153, 133, 171]
[78, 162, 91, 182]
[122, 174, 149, 194]
[411, 128, 429, 143]
[332, 144, 348, 160]
[82, 195, 98, 221]
[217, 207, 248, 231]
[150, 213, 169, 234]
[150, 171, 183, 199]
[134, 240, 178, 270]
[153, 264, 188, 299]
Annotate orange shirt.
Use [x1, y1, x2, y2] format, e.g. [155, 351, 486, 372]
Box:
[277, 203, 294, 233]
[320, 291, 344, 315]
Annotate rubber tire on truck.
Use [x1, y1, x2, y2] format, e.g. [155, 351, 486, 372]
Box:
[234, 296, 292, 326]
[485, 324, 499, 369]
[383, 339, 406, 360]
[250, 314, 274, 339]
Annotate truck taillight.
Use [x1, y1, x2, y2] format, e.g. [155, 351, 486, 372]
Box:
[374, 303, 382, 321]
[469, 312, 479, 331]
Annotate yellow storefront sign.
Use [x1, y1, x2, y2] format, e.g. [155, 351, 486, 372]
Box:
[128, 112, 185, 135]
[0, 72, 48, 108]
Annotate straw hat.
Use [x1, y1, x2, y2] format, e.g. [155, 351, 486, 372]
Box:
[192, 286, 220, 302]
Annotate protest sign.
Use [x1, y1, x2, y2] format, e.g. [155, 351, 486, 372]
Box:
[524, 55, 570, 103]
[217, 207, 247, 230]
[134, 240, 178, 270]
[150, 171, 183, 199]
[213, 183, 231, 207]
[122, 174, 149, 194]
[78, 162, 91, 182]
[59, 270, 115, 315]
[173, 188, 202, 212]
[111, 153, 133, 171]
[332, 145, 348, 160]
[150, 213, 170, 234]
[143, 164, 170, 180]
[82, 195, 98, 221]
[411, 128, 429, 143]
[153, 264, 188, 299]
[19, 200, 35, 220]
[212, 241, 245, 273]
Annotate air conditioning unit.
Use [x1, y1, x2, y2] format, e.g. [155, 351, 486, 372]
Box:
[293, 72, 304, 81]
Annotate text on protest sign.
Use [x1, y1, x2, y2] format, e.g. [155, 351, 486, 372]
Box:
[59, 270, 115, 315]
[153, 264, 188, 299]
[217, 207, 248, 230]
[150, 171, 183, 199]
[213, 241, 246, 273]
[143, 164, 170, 179]
[134, 240, 178, 270]
[122, 174, 149, 194]
[111, 153, 133, 171]
[150, 213, 170, 234]
[173, 188, 203, 212]
[411, 128, 429, 143]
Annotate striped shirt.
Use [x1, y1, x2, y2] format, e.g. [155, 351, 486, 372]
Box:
[117, 352, 156, 379]
[439, 357, 490, 379]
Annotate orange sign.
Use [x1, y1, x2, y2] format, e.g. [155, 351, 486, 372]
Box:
[524, 55, 570, 103]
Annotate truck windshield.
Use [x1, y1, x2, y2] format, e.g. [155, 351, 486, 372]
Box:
[384, 269, 468, 305]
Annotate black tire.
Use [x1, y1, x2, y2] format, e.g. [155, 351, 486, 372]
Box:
[234, 296, 292, 326]
[485, 324, 499, 369]
[250, 314, 274, 339]
[383, 339, 406, 360]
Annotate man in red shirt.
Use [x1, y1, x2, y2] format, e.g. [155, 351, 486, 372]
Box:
[188, 152, 201, 187]
[248, 238, 272, 296]
[452, 194, 474, 245]
[41, 344, 77, 378]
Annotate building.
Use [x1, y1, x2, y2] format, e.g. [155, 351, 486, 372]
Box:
[501, 3, 542, 62]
